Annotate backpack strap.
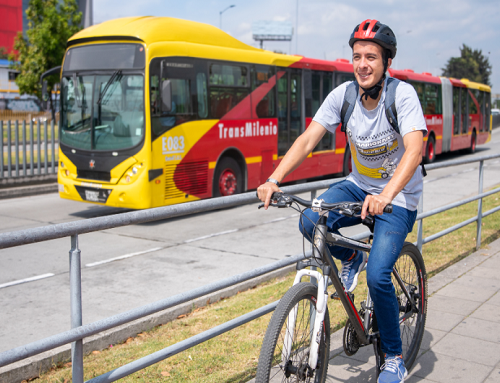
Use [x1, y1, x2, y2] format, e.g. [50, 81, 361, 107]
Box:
[340, 81, 359, 132]
[384, 77, 400, 135]
[384, 77, 427, 176]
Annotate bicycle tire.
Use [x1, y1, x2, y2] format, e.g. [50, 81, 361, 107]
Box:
[393, 242, 428, 370]
[255, 282, 330, 383]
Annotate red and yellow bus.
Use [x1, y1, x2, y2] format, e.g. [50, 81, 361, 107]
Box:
[57, 17, 492, 209]
[389, 69, 492, 163]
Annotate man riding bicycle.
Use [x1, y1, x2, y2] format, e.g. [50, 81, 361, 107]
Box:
[257, 19, 427, 383]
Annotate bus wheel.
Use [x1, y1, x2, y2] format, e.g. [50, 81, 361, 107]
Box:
[467, 132, 477, 154]
[214, 157, 242, 197]
[342, 145, 352, 176]
[424, 136, 435, 164]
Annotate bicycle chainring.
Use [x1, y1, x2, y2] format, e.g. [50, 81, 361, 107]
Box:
[343, 319, 360, 356]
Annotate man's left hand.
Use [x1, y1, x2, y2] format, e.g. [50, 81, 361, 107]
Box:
[361, 194, 392, 219]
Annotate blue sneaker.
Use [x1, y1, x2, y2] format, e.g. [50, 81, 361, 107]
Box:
[339, 250, 367, 293]
[378, 355, 408, 383]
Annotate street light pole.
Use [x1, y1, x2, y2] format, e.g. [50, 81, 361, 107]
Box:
[219, 5, 235, 30]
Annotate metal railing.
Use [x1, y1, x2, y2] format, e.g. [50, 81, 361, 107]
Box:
[0, 119, 58, 180]
[0, 153, 499, 383]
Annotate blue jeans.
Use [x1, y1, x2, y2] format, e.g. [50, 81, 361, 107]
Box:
[299, 180, 417, 355]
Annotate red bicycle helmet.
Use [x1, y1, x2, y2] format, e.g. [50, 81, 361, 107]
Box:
[349, 19, 397, 59]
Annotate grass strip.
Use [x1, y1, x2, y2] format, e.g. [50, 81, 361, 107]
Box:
[31, 186, 500, 383]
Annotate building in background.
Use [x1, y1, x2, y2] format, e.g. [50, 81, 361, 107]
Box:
[0, 0, 92, 105]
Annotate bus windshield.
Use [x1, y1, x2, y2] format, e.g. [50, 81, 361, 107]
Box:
[60, 73, 144, 151]
[60, 43, 146, 151]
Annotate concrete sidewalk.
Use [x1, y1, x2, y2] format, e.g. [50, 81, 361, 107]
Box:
[324, 237, 500, 383]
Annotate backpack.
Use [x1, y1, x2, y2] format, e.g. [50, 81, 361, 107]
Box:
[339, 77, 426, 176]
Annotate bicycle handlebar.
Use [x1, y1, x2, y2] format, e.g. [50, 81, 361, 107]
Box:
[257, 191, 392, 224]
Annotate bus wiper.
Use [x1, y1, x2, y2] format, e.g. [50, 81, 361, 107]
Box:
[97, 70, 122, 106]
[72, 72, 82, 108]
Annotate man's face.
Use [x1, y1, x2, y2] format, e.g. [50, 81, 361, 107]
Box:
[352, 41, 392, 89]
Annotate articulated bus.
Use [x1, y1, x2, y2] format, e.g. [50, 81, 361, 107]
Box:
[57, 17, 492, 209]
[388, 69, 492, 163]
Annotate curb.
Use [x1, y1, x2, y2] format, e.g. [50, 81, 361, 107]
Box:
[0, 182, 58, 200]
[0, 263, 296, 383]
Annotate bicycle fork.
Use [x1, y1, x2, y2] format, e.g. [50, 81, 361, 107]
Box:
[282, 267, 329, 370]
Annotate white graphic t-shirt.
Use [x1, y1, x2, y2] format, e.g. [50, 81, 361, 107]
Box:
[313, 79, 427, 211]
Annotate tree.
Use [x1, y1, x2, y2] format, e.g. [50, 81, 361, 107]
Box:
[0, 47, 8, 59]
[442, 44, 492, 86]
[9, 0, 82, 118]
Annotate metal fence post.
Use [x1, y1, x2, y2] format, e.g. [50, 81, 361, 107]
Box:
[51, 120, 55, 173]
[7, 120, 11, 178]
[30, 119, 34, 176]
[15, 120, 19, 177]
[22, 121, 27, 176]
[417, 193, 423, 253]
[476, 160, 484, 250]
[37, 120, 41, 175]
[0, 120, 3, 179]
[44, 120, 48, 175]
[69, 235, 84, 383]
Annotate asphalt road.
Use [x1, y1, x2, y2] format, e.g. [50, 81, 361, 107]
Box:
[0, 129, 499, 353]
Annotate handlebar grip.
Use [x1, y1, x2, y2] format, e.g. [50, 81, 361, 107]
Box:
[384, 204, 393, 214]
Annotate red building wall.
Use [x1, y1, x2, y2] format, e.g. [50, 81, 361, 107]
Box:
[0, 0, 23, 54]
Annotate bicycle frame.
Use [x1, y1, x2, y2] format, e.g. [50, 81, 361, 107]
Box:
[283, 212, 419, 371]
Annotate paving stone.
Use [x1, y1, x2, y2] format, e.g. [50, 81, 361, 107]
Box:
[484, 368, 500, 383]
[431, 332, 500, 366]
[452, 274, 500, 291]
[467, 265, 500, 281]
[405, 374, 438, 383]
[325, 354, 376, 382]
[478, 254, 500, 270]
[452, 317, 500, 343]
[486, 292, 500, 307]
[427, 295, 481, 317]
[425, 308, 464, 332]
[433, 279, 497, 303]
[470, 303, 500, 323]
[419, 328, 447, 352]
[411, 351, 491, 383]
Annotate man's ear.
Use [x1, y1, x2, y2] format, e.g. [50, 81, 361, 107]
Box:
[387, 57, 393, 69]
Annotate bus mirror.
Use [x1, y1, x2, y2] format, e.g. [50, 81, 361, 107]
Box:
[161, 80, 172, 113]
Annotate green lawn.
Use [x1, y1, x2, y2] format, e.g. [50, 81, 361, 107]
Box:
[30, 186, 500, 383]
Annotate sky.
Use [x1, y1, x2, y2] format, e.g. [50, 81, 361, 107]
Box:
[94, 0, 500, 96]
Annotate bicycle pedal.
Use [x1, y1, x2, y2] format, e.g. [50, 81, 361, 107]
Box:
[331, 291, 355, 302]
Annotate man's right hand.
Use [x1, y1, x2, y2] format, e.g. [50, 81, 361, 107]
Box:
[257, 182, 281, 210]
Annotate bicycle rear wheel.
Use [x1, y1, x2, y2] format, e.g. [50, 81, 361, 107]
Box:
[255, 282, 330, 383]
[393, 242, 428, 370]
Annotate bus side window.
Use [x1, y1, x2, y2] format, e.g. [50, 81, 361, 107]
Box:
[453, 87, 460, 135]
[477, 91, 484, 131]
[196, 73, 208, 118]
[409, 81, 425, 111]
[311, 73, 321, 116]
[252, 65, 276, 118]
[209, 62, 250, 119]
[424, 84, 438, 114]
[468, 89, 478, 116]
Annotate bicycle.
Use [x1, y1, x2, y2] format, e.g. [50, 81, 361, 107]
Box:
[255, 192, 427, 382]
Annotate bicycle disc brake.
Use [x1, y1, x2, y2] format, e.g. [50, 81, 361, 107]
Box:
[343, 319, 360, 356]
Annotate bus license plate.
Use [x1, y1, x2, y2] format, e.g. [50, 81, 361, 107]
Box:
[85, 190, 101, 202]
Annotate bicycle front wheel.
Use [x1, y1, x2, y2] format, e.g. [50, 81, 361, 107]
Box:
[255, 282, 330, 383]
[393, 242, 428, 370]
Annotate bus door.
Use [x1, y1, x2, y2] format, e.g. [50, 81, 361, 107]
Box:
[277, 68, 303, 157]
[452, 86, 466, 150]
